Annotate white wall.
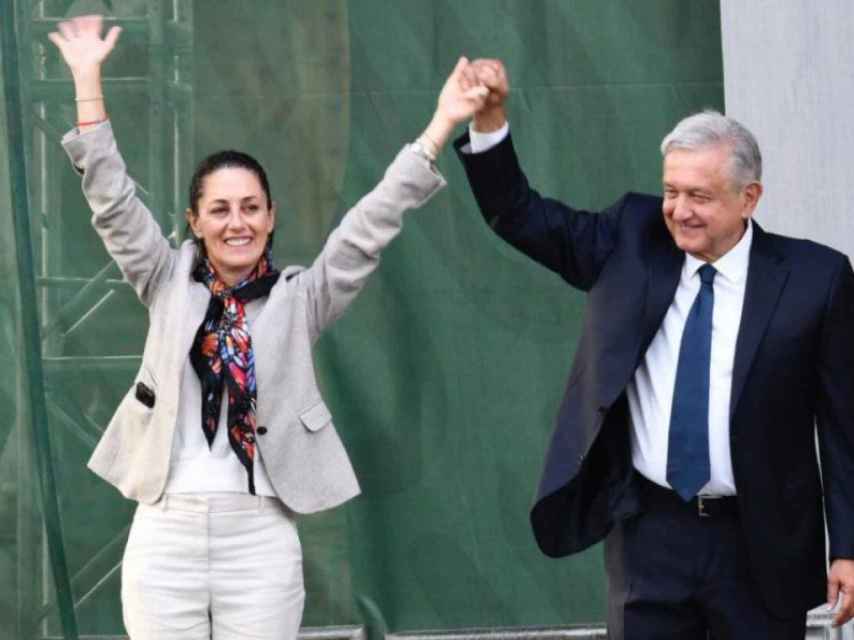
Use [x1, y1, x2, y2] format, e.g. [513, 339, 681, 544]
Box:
[721, 0, 854, 257]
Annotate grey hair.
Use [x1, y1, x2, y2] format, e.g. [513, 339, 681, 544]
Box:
[660, 110, 762, 190]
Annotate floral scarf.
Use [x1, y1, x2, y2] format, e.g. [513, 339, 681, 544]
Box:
[189, 248, 280, 494]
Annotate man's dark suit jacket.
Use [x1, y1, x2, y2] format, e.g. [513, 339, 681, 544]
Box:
[456, 132, 854, 618]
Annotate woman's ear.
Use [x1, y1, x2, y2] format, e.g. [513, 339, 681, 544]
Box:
[268, 201, 277, 233]
[185, 207, 202, 238]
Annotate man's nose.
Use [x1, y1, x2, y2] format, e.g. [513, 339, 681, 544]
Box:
[671, 196, 692, 221]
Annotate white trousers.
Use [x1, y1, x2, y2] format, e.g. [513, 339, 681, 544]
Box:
[122, 493, 305, 640]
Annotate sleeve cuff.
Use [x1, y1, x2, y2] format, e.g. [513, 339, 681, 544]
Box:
[61, 120, 115, 174]
[465, 121, 510, 154]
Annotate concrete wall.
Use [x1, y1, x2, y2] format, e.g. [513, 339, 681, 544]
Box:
[723, 6, 854, 636]
[721, 0, 854, 257]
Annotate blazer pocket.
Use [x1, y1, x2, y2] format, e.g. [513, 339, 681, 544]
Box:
[300, 401, 332, 432]
[131, 366, 157, 411]
[135, 381, 156, 408]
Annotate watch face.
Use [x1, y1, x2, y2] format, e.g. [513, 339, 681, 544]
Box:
[412, 141, 434, 162]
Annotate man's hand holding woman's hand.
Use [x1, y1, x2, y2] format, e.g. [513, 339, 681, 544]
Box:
[421, 56, 510, 158]
[466, 58, 510, 133]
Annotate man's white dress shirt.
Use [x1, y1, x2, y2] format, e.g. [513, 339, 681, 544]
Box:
[628, 225, 751, 496]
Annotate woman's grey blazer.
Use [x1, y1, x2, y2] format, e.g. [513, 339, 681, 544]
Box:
[62, 122, 446, 512]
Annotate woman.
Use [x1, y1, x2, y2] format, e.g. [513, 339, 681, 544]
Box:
[50, 15, 487, 640]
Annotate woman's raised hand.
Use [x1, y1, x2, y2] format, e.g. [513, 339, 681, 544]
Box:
[48, 15, 121, 77]
[418, 57, 489, 158]
[436, 56, 489, 127]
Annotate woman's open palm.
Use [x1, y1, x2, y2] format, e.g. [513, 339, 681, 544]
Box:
[48, 14, 121, 74]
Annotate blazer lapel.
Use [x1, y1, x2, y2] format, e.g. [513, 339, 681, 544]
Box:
[177, 280, 211, 360]
[730, 223, 789, 420]
[250, 301, 274, 404]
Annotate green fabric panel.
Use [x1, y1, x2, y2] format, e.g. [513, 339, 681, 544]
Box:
[2, 0, 722, 636]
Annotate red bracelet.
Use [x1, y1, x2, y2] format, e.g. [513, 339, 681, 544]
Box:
[77, 118, 107, 127]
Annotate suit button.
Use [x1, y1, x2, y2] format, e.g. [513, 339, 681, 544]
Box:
[257, 426, 268, 435]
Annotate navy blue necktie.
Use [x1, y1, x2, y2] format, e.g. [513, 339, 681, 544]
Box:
[667, 263, 717, 501]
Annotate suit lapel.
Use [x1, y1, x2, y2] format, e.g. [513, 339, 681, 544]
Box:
[640, 236, 683, 361]
[729, 223, 789, 420]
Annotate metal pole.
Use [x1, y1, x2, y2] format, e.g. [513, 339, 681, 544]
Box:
[0, 0, 80, 637]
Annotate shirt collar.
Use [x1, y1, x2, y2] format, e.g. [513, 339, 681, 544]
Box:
[684, 220, 753, 284]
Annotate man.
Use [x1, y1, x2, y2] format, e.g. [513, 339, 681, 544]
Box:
[454, 59, 854, 639]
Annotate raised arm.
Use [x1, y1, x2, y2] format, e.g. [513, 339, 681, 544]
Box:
[51, 16, 174, 306]
[454, 59, 621, 291]
[301, 57, 489, 338]
[48, 15, 119, 131]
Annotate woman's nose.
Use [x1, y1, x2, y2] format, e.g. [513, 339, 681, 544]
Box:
[226, 208, 247, 229]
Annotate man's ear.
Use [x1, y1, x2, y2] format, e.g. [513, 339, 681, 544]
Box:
[742, 182, 763, 219]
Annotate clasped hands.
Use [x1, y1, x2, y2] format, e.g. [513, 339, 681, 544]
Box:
[433, 57, 510, 133]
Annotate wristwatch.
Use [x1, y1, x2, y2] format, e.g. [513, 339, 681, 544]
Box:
[410, 138, 437, 163]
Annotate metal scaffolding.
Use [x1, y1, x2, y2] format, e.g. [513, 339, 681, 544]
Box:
[9, 0, 194, 637]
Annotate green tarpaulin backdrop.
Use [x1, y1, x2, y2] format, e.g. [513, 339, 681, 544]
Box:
[1, 1, 722, 637]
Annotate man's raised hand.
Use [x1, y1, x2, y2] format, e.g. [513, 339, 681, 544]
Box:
[470, 58, 510, 132]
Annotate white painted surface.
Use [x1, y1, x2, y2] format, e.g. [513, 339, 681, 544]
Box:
[721, 1, 854, 257]
[722, 4, 854, 636]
